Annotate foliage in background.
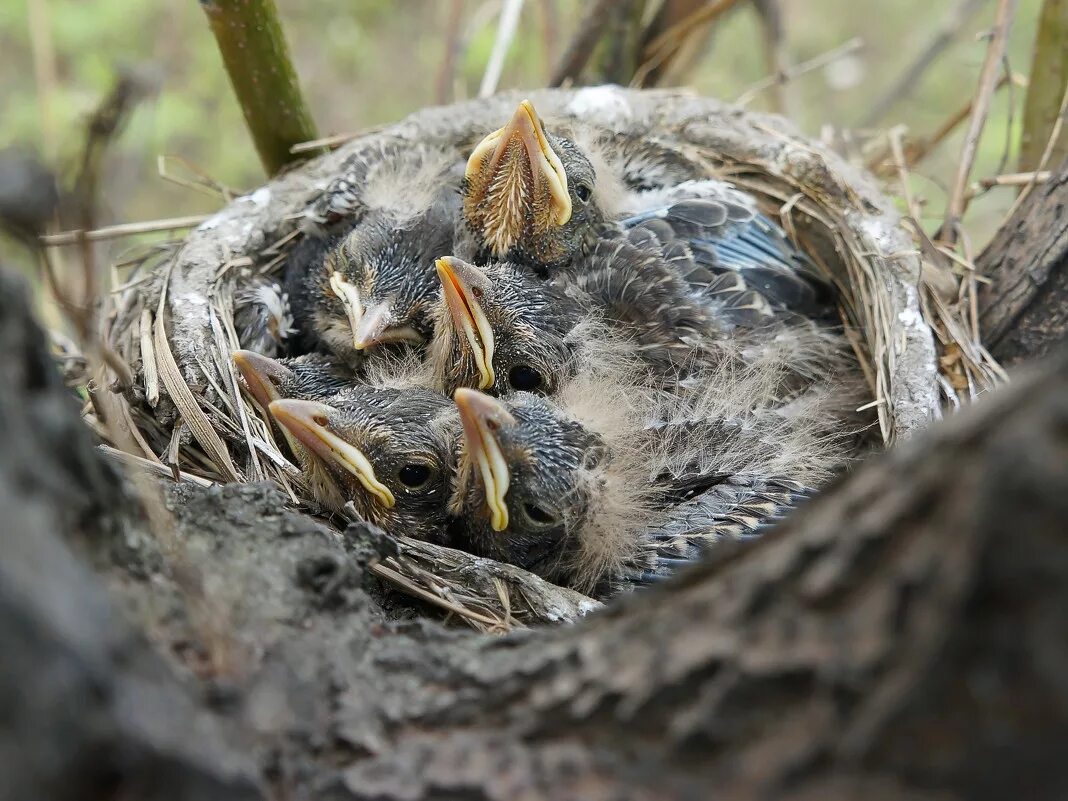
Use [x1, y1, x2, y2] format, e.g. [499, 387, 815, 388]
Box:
[0, 0, 1046, 260]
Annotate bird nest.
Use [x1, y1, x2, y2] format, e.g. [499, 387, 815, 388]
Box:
[98, 87, 994, 631]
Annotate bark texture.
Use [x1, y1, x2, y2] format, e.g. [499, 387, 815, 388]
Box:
[5, 251, 1068, 798]
[977, 160, 1068, 364]
[0, 268, 258, 801]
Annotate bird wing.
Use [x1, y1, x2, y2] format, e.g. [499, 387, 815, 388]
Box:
[619, 180, 834, 324]
[623, 475, 814, 587]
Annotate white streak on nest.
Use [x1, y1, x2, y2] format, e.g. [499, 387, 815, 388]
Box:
[566, 86, 633, 126]
[247, 187, 272, 207]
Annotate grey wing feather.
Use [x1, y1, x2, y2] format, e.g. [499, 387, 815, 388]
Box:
[620, 181, 834, 322]
[618, 476, 814, 588]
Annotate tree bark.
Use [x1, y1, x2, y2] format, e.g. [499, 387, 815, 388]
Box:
[5, 235, 1068, 799]
[977, 160, 1068, 364]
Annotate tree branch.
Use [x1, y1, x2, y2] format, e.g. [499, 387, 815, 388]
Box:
[977, 160, 1068, 363]
[201, 0, 321, 176]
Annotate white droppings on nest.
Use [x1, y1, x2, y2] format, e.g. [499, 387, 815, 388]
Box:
[248, 187, 272, 208]
[197, 211, 226, 232]
[566, 86, 633, 127]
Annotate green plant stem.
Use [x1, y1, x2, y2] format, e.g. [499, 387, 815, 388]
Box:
[1020, 0, 1068, 173]
[201, 0, 321, 176]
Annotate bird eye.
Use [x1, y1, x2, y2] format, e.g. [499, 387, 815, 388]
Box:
[508, 365, 543, 392]
[397, 463, 433, 489]
[523, 503, 559, 527]
[574, 183, 592, 204]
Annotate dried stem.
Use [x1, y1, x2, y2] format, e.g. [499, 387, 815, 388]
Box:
[942, 0, 1018, 245]
[436, 0, 466, 104]
[201, 0, 321, 176]
[479, 0, 525, 98]
[736, 37, 863, 107]
[549, 0, 618, 86]
[862, 0, 991, 128]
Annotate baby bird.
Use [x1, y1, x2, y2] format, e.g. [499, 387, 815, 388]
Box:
[287, 191, 459, 368]
[233, 349, 355, 467]
[269, 385, 460, 539]
[462, 99, 602, 272]
[428, 245, 727, 398]
[449, 354, 857, 595]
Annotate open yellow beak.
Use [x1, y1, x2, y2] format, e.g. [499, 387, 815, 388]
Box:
[435, 257, 496, 390]
[328, 270, 365, 351]
[464, 100, 571, 254]
[269, 399, 396, 508]
[454, 388, 514, 532]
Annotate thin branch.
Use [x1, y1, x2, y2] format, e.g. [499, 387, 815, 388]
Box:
[862, 0, 991, 128]
[436, 0, 466, 105]
[942, 0, 1018, 245]
[40, 215, 210, 247]
[736, 37, 864, 107]
[201, 0, 321, 176]
[549, 0, 618, 86]
[751, 0, 790, 115]
[634, 0, 741, 87]
[479, 0, 525, 98]
[866, 74, 1012, 176]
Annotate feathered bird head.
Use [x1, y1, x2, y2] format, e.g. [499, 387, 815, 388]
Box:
[297, 199, 457, 367]
[429, 255, 590, 397]
[449, 377, 655, 594]
[463, 99, 601, 271]
[269, 385, 459, 538]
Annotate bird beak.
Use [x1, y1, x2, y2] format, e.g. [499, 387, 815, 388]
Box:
[269, 399, 396, 509]
[328, 271, 365, 351]
[465, 100, 572, 253]
[435, 257, 496, 390]
[454, 388, 514, 532]
[352, 301, 424, 351]
[233, 350, 293, 410]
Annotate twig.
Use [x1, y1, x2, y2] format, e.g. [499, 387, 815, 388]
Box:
[479, 0, 525, 98]
[942, 0, 1018, 245]
[867, 74, 1014, 176]
[26, 0, 59, 160]
[549, 0, 618, 86]
[634, 0, 741, 87]
[537, 0, 560, 83]
[201, 0, 321, 176]
[290, 132, 366, 153]
[751, 0, 790, 115]
[862, 0, 991, 128]
[157, 155, 236, 202]
[1019, 0, 1068, 172]
[436, 0, 466, 104]
[40, 215, 210, 247]
[1002, 78, 1068, 220]
[736, 37, 864, 107]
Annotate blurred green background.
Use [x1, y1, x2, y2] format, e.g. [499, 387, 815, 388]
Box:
[0, 0, 1045, 269]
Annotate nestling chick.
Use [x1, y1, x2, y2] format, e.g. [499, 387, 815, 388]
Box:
[269, 385, 459, 539]
[287, 191, 459, 368]
[462, 99, 602, 272]
[233, 349, 354, 463]
[428, 242, 730, 398]
[449, 356, 860, 595]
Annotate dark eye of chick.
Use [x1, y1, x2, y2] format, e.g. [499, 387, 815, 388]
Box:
[508, 365, 543, 392]
[397, 463, 433, 489]
[523, 503, 557, 526]
[574, 183, 592, 203]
